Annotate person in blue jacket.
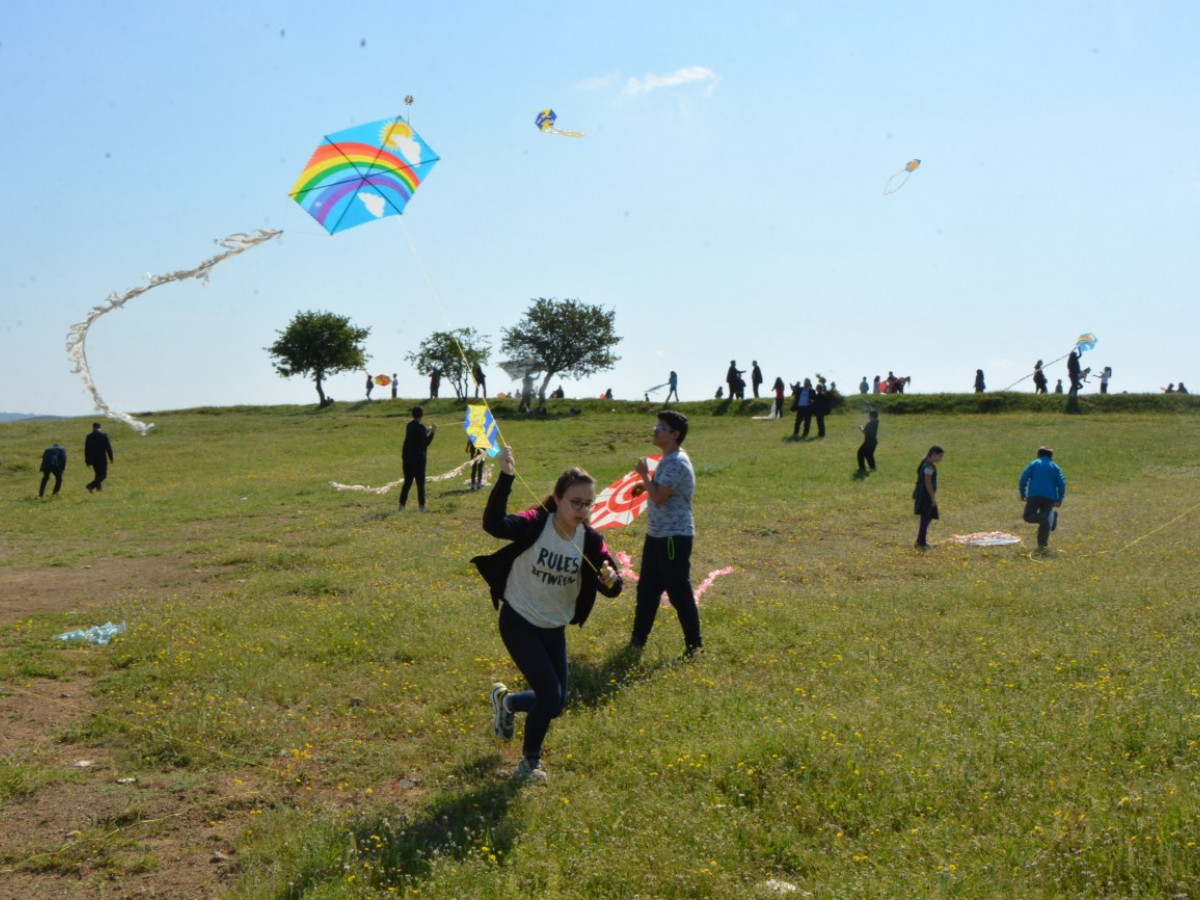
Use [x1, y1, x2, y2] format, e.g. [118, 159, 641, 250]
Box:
[472, 446, 623, 782]
[1018, 446, 1067, 550]
[39, 443, 67, 497]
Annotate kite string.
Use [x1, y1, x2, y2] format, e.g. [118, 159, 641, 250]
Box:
[397, 222, 542, 501]
[1083, 497, 1200, 558]
[397, 221, 607, 576]
[997, 348, 1077, 393]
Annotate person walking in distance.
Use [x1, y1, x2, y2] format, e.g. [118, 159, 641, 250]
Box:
[84, 422, 114, 492]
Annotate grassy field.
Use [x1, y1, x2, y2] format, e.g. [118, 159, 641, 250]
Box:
[2, 395, 1199, 898]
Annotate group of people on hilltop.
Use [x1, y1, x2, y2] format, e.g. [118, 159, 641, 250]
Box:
[718, 360, 764, 401]
[858, 373, 911, 394]
[35, 422, 114, 498]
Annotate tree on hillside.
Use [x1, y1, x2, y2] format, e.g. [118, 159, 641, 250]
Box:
[500, 298, 621, 402]
[266, 310, 370, 407]
[405, 328, 491, 400]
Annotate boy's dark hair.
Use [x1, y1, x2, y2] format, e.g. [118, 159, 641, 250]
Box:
[926, 444, 944, 459]
[657, 410, 689, 444]
[1037, 446, 1054, 458]
[868, 409, 879, 419]
[412, 406, 424, 419]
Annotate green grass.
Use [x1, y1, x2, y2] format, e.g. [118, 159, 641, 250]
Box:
[2, 397, 1200, 898]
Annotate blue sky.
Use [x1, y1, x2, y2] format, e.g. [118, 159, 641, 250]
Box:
[3, 1, 1198, 418]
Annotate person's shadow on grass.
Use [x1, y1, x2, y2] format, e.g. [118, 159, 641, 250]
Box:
[568, 644, 667, 710]
[343, 759, 522, 888]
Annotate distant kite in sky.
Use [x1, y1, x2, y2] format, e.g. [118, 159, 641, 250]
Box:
[290, 114, 439, 235]
[65, 230, 282, 435]
[883, 158, 921, 195]
[1075, 332, 1097, 353]
[464, 405, 501, 457]
[536, 109, 585, 138]
[374, 374, 392, 387]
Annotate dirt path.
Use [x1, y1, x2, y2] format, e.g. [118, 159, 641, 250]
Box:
[0, 555, 219, 627]
[0, 554, 256, 898]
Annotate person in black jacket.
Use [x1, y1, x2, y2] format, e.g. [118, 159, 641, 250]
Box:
[857, 410, 879, 474]
[39, 443, 67, 497]
[472, 446, 622, 782]
[84, 422, 113, 492]
[813, 383, 831, 438]
[398, 406, 437, 511]
[913, 445, 944, 548]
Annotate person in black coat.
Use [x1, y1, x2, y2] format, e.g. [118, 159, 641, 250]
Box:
[791, 379, 814, 438]
[84, 422, 113, 492]
[725, 361, 744, 401]
[750, 361, 764, 399]
[399, 406, 437, 511]
[813, 383, 831, 438]
[39, 443, 67, 497]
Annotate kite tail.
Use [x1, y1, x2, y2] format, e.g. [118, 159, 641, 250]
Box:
[613, 551, 734, 605]
[548, 127, 585, 138]
[331, 460, 493, 494]
[65, 229, 283, 435]
[882, 172, 910, 195]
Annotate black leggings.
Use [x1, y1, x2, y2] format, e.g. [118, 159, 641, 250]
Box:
[499, 603, 568, 762]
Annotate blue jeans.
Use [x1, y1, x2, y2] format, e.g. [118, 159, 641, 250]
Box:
[498, 602, 568, 762]
[631, 535, 702, 650]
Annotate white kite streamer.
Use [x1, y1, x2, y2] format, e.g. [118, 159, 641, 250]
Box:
[331, 459, 493, 494]
[65, 229, 283, 434]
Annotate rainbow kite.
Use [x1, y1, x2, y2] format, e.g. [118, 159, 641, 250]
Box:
[464, 404, 501, 457]
[1075, 332, 1097, 353]
[290, 115, 439, 235]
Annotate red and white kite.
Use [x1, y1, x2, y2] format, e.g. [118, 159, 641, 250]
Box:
[590, 455, 660, 530]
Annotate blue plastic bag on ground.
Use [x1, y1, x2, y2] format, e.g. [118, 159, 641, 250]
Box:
[56, 621, 127, 646]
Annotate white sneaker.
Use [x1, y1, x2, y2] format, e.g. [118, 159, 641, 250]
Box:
[490, 683, 515, 741]
[514, 758, 548, 782]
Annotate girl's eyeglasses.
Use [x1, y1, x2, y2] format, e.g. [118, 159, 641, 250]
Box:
[567, 498, 595, 511]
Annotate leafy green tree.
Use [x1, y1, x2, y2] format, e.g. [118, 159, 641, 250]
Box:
[405, 328, 491, 400]
[500, 298, 621, 402]
[266, 310, 370, 407]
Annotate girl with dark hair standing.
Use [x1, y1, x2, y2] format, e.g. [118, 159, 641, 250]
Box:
[771, 377, 785, 418]
[913, 445, 944, 548]
[472, 447, 623, 782]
